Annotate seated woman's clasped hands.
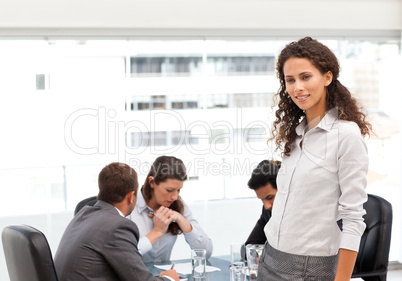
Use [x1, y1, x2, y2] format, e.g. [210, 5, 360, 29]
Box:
[149, 205, 192, 241]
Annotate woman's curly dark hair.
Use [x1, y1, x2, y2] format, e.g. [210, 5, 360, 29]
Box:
[142, 155, 188, 235]
[271, 37, 372, 156]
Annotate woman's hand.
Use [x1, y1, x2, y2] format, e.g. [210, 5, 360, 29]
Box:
[153, 206, 174, 234]
[170, 210, 179, 223]
[170, 210, 192, 233]
[146, 206, 174, 245]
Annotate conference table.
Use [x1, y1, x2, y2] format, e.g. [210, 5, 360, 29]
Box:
[147, 256, 231, 280]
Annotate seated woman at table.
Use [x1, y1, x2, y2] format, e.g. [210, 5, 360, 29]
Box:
[129, 155, 213, 263]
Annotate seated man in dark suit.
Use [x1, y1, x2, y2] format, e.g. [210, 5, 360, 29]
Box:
[244, 160, 281, 249]
[54, 162, 179, 281]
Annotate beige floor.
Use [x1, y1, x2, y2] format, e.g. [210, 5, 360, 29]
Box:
[387, 269, 402, 280]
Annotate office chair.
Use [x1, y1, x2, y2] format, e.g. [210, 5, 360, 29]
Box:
[74, 195, 97, 215]
[351, 194, 393, 281]
[2, 224, 59, 281]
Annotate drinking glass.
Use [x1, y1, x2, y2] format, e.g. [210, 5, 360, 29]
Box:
[246, 244, 264, 279]
[230, 262, 245, 281]
[191, 249, 206, 279]
[230, 243, 243, 264]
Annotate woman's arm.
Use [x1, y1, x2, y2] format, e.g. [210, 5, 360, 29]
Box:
[334, 248, 358, 281]
[176, 204, 213, 259]
[171, 211, 192, 233]
[335, 123, 368, 280]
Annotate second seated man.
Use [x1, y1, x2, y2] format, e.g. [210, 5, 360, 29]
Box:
[241, 159, 280, 261]
[244, 159, 281, 247]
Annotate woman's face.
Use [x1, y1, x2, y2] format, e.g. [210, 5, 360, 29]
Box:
[149, 177, 183, 208]
[283, 57, 332, 117]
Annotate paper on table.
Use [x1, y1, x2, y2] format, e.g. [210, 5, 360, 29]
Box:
[154, 262, 221, 275]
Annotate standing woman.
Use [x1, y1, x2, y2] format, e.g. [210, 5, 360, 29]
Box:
[258, 37, 372, 280]
[129, 155, 213, 263]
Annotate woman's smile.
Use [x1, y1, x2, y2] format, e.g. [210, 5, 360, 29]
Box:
[295, 94, 310, 102]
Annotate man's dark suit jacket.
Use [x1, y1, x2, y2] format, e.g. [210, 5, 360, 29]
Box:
[241, 206, 270, 260]
[54, 200, 170, 281]
[246, 206, 270, 245]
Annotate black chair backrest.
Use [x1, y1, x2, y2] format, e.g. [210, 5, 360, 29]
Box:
[2, 224, 59, 281]
[74, 195, 98, 215]
[353, 194, 393, 279]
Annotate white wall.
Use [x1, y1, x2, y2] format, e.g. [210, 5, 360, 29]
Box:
[0, 0, 400, 37]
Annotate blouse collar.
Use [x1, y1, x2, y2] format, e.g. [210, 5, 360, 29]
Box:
[296, 109, 338, 136]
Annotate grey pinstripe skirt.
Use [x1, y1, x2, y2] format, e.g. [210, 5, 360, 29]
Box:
[256, 242, 338, 281]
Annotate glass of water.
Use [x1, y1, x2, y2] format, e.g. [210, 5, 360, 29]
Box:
[230, 243, 244, 264]
[246, 244, 264, 279]
[230, 262, 246, 281]
[191, 249, 206, 279]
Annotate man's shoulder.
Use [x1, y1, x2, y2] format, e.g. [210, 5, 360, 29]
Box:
[76, 202, 139, 233]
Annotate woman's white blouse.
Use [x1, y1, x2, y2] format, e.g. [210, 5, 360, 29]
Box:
[265, 110, 368, 256]
[129, 192, 213, 263]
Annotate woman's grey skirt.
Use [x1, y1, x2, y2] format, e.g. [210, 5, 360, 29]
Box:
[256, 242, 338, 281]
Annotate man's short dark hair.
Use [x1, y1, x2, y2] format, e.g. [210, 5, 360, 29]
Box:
[247, 160, 281, 190]
[98, 162, 138, 204]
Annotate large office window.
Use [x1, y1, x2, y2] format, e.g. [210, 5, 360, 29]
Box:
[0, 39, 400, 266]
[130, 56, 203, 77]
[206, 55, 275, 75]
